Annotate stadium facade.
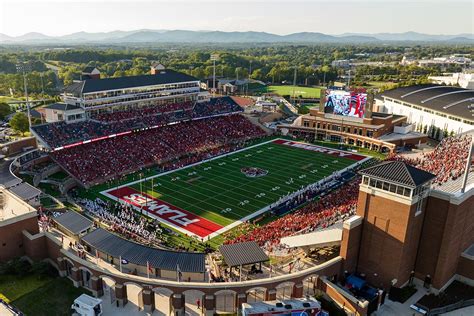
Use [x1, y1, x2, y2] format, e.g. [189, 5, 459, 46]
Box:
[43, 66, 207, 123]
[279, 109, 427, 152]
[375, 84, 474, 136]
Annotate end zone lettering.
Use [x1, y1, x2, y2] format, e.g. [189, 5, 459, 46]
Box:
[273, 139, 365, 161]
[107, 187, 223, 238]
[123, 193, 199, 227]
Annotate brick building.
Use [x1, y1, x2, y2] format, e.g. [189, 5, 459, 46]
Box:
[340, 160, 474, 292]
[279, 109, 428, 152]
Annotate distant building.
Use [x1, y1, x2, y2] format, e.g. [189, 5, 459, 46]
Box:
[42, 103, 85, 123]
[81, 66, 101, 80]
[375, 84, 474, 136]
[62, 67, 200, 115]
[331, 59, 351, 68]
[400, 56, 417, 66]
[401, 55, 472, 68]
[150, 62, 166, 75]
[279, 108, 426, 152]
[429, 73, 474, 89]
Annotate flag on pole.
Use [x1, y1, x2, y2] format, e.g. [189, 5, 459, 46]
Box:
[119, 256, 128, 272]
[177, 264, 182, 282]
[146, 261, 152, 278]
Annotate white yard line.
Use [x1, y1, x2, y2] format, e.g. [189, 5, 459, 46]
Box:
[100, 138, 371, 239]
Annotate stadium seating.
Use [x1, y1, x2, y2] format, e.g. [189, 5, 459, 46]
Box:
[387, 135, 472, 185]
[224, 179, 360, 249]
[32, 97, 243, 149]
[51, 114, 266, 185]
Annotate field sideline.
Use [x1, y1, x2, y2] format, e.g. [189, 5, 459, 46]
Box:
[101, 139, 368, 239]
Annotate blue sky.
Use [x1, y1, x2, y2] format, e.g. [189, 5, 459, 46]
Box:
[1, 0, 473, 36]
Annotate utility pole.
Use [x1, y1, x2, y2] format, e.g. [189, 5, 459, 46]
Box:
[16, 62, 32, 130]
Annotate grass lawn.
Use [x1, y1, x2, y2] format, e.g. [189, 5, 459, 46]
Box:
[38, 183, 61, 197]
[298, 103, 318, 114]
[0, 96, 25, 103]
[267, 85, 321, 98]
[12, 277, 90, 316]
[0, 274, 53, 303]
[367, 81, 397, 89]
[48, 171, 69, 181]
[40, 196, 60, 208]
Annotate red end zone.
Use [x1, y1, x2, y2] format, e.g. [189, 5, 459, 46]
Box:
[106, 187, 223, 238]
[273, 139, 366, 161]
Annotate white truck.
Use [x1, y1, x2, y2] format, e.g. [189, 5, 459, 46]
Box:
[71, 294, 103, 316]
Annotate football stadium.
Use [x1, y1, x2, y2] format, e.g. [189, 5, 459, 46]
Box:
[1, 65, 473, 316]
[100, 139, 367, 238]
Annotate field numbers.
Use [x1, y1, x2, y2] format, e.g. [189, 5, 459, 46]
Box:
[203, 167, 212, 171]
[171, 176, 181, 181]
[298, 174, 306, 179]
[322, 164, 328, 169]
[271, 186, 280, 191]
[255, 192, 266, 198]
[239, 200, 250, 206]
[218, 162, 226, 166]
[188, 171, 197, 176]
[310, 169, 318, 174]
[221, 208, 232, 214]
[232, 158, 239, 161]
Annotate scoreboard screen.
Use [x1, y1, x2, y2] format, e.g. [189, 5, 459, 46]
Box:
[324, 90, 367, 118]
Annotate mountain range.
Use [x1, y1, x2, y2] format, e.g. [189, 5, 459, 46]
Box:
[0, 30, 472, 44]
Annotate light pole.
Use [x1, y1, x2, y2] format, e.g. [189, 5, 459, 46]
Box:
[210, 54, 219, 95]
[16, 62, 32, 130]
[292, 66, 297, 105]
[40, 72, 46, 105]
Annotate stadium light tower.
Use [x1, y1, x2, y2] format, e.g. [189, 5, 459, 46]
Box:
[292, 66, 297, 104]
[210, 54, 219, 95]
[16, 62, 32, 129]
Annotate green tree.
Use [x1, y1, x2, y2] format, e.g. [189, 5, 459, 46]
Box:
[0, 103, 12, 121]
[10, 112, 29, 135]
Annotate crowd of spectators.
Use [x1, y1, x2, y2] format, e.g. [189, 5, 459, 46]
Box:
[51, 114, 266, 185]
[387, 135, 472, 185]
[91, 101, 194, 122]
[32, 97, 243, 149]
[224, 179, 360, 250]
[78, 197, 162, 246]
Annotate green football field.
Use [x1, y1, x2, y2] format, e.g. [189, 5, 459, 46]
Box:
[102, 139, 365, 238]
[267, 85, 321, 98]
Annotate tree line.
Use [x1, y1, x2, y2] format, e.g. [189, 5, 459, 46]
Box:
[0, 44, 471, 97]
